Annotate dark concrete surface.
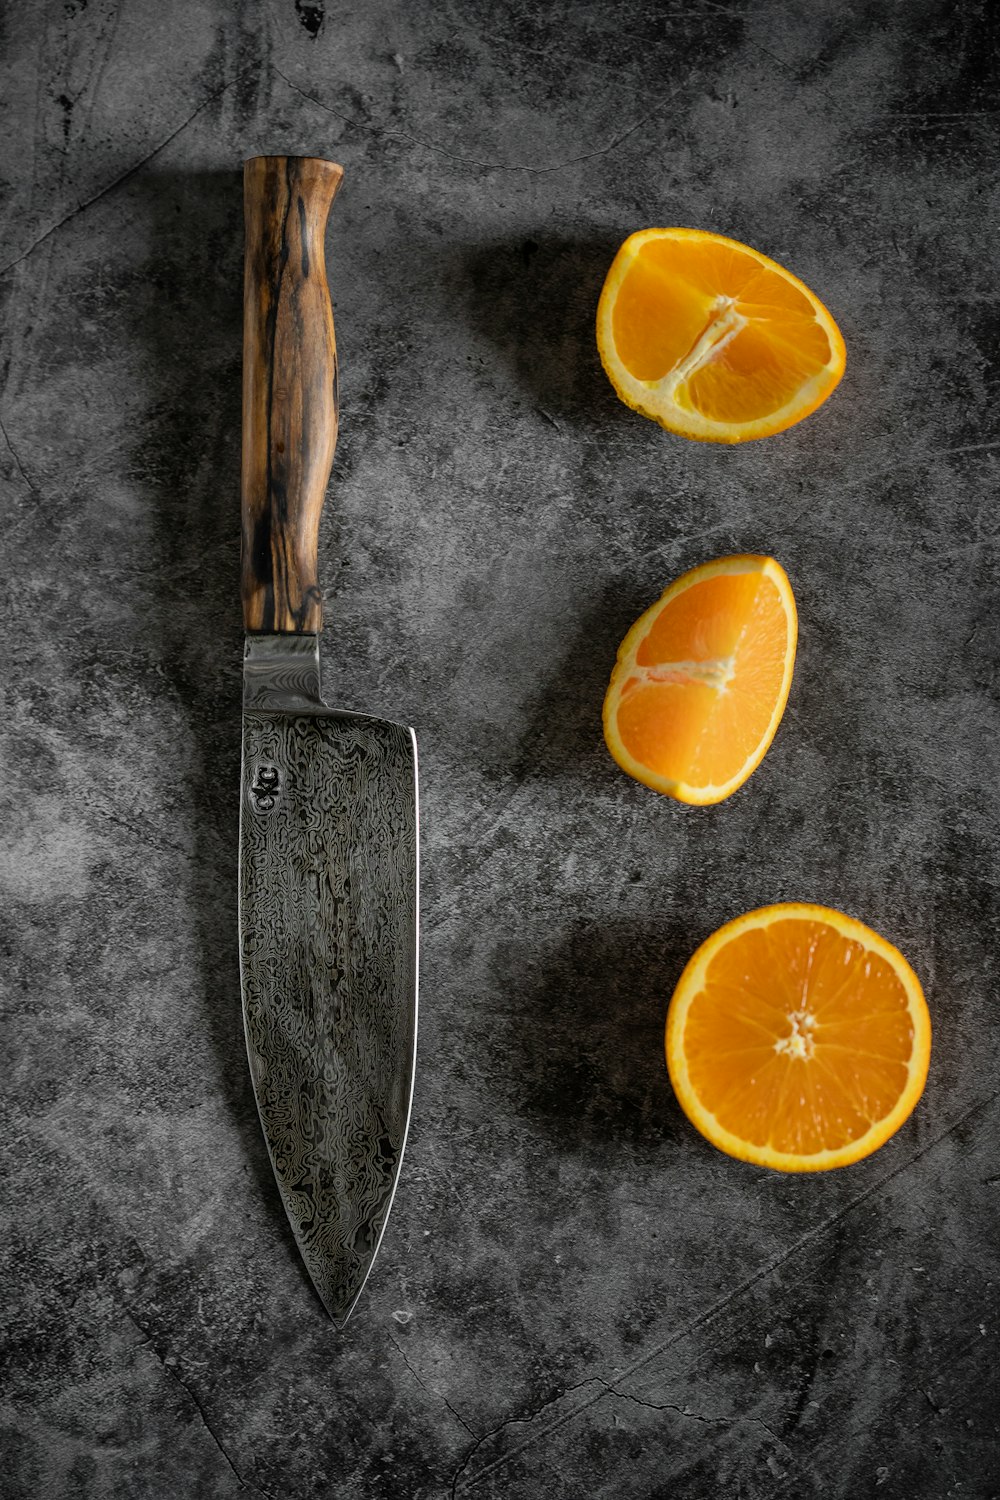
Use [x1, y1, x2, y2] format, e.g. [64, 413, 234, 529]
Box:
[2, 2, 999, 1497]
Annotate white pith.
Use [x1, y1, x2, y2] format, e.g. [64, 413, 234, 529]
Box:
[648, 296, 748, 402]
[623, 654, 737, 695]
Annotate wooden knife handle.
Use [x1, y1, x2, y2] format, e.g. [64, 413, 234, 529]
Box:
[241, 155, 344, 633]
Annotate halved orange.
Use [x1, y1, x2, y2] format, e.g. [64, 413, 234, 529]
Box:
[596, 228, 846, 442]
[666, 904, 931, 1172]
[603, 554, 796, 805]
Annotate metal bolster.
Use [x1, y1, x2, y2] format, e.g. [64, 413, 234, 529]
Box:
[243, 634, 324, 712]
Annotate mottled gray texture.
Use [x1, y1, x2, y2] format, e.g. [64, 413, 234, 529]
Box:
[1, 2, 998, 1498]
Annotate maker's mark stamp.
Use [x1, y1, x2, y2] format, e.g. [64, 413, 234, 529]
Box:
[250, 765, 281, 812]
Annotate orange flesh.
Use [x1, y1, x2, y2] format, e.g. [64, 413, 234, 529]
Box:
[611, 238, 834, 423]
[685, 919, 916, 1155]
[615, 572, 789, 787]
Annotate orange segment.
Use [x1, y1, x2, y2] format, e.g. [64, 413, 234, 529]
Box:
[665, 905, 932, 1172]
[603, 554, 796, 805]
[596, 228, 846, 442]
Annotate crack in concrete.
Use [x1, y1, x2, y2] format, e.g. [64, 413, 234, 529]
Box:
[604, 1387, 725, 1423]
[122, 1308, 268, 1497]
[165, 1364, 254, 1494]
[450, 1376, 793, 1493]
[388, 1333, 477, 1440]
[449, 1379, 606, 1495]
[605, 1392, 793, 1462]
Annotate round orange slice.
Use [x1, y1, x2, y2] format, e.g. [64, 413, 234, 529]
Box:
[603, 554, 796, 805]
[666, 904, 932, 1172]
[596, 228, 846, 442]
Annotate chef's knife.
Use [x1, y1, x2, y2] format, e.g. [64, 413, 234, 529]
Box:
[238, 155, 418, 1325]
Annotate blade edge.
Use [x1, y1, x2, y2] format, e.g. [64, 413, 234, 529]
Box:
[330, 723, 419, 1326]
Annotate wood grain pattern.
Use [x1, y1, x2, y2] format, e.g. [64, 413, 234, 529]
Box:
[241, 155, 343, 633]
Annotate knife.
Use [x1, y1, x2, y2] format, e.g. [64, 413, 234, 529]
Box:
[238, 155, 419, 1325]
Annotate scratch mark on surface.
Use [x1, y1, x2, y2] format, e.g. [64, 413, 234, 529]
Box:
[80, 2, 124, 149]
[422, 1141, 466, 1208]
[745, 39, 846, 117]
[96, 806, 189, 856]
[874, 109, 1000, 119]
[825, 1326, 990, 1460]
[0, 416, 40, 496]
[452, 1376, 800, 1494]
[452, 1090, 999, 1489]
[839, 440, 1000, 496]
[273, 65, 673, 175]
[937, 441, 1000, 457]
[0, 67, 256, 277]
[430, 15, 663, 106]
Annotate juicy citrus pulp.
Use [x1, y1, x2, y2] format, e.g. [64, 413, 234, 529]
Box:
[665, 904, 931, 1172]
[603, 555, 796, 805]
[596, 228, 846, 442]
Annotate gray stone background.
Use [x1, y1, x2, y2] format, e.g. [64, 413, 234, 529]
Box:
[2, 2, 999, 1497]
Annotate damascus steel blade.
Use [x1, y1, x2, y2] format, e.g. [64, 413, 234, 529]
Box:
[238, 637, 418, 1324]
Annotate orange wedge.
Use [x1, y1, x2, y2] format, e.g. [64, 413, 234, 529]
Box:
[603, 554, 796, 805]
[596, 228, 846, 442]
[665, 904, 932, 1172]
